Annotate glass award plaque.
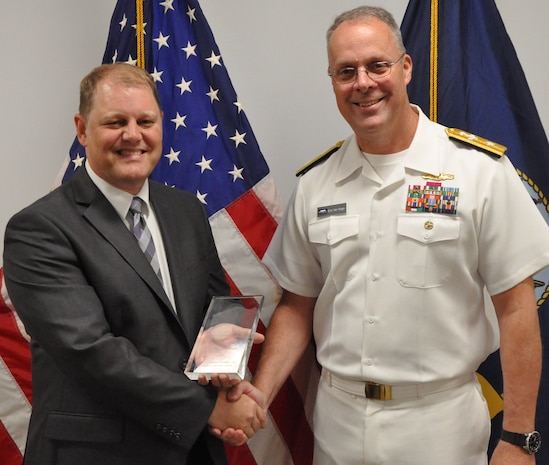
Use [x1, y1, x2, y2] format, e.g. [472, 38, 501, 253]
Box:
[185, 295, 264, 381]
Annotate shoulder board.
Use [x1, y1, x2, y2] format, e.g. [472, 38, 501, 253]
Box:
[296, 141, 344, 177]
[446, 128, 506, 158]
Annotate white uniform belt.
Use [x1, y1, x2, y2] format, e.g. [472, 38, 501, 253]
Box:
[327, 371, 474, 401]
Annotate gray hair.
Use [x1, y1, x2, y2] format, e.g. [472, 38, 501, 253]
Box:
[326, 6, 405, 53]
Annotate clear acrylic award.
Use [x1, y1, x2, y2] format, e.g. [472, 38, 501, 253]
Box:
[185, 295, 264, 381]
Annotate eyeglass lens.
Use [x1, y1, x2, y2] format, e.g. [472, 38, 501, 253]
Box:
[331, 53, 404, 84]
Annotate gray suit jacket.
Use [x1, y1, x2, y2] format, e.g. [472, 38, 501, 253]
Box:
[3, 168, 230, 465]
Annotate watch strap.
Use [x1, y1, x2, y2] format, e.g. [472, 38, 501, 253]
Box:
[501, 429, 526, 447]
[501, 429, 541, 454]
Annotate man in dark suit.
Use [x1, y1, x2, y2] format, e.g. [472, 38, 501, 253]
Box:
[3, 63, 265, 465]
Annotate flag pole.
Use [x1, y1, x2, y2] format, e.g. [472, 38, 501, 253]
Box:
[429, 0, 438, 122]
[136, 0, 145, 68]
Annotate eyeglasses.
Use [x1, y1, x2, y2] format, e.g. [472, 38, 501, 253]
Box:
[328, 53, 406, 84]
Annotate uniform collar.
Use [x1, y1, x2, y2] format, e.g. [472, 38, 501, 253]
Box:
[402, 106, 446, 177]
[334, 106, 444, 185]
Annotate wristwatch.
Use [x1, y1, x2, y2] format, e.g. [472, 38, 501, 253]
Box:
[501, 429, 541, 454]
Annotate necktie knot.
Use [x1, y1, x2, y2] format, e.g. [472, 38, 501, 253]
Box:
[129, 196, 145, 216]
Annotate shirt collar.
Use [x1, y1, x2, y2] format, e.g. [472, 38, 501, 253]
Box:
[85, 162, 151, 221]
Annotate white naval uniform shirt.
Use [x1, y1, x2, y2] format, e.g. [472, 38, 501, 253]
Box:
[263, 107, 549, 384]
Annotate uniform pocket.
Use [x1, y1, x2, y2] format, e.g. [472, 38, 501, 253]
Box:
[396, 214, 460, 288]
[309, 215, 360, 291]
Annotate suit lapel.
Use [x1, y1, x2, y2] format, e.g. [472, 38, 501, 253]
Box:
[149, 184, 204, 345]
[70, 170, 177, 320]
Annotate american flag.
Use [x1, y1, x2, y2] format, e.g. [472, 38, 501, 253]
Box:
[0, 1, 316, 463]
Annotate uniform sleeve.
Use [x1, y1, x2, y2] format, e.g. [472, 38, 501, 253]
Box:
[263, 185, 324, 298]
[477, 155, 549, 295]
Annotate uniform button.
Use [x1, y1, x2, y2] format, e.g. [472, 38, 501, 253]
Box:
[366, 359, 373, 366]
[372, 273, 380, 281]
[424, 220, 434, 230]
[368, 317, 375, 324]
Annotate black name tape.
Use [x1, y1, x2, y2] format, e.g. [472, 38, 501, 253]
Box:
[317, 203, 347, 218]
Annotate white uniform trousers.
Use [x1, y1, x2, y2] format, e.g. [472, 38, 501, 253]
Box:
[313, 369, 490, 465]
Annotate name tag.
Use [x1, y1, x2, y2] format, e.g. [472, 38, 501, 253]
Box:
[317, 203, 347, 218]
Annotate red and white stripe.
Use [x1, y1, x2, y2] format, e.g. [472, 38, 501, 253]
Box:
[212, 174, 317, 464]
[0, 269, 31, 465]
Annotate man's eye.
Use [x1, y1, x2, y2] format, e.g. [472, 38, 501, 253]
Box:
[106, 121, 124, 127]
[369, 62, 389, 74]
[338, 67, 356, 77]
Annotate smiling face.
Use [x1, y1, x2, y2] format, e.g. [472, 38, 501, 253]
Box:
[74, 76, 163, 195]
[328, 18, 416, 153]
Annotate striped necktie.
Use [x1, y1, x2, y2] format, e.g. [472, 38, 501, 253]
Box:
[128, 197, 163, 285]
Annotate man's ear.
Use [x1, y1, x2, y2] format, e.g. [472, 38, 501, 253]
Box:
[74, 114, 87, 147]
[403, 53, 413, 86]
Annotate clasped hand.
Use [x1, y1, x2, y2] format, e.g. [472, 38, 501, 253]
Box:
[199, 329, 267, 446]
[203, 375, 267, 446]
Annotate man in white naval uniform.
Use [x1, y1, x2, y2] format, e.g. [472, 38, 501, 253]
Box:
[211, 6, 549, 465]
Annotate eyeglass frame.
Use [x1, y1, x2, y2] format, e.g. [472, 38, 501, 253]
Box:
[328, 52, 406, 84]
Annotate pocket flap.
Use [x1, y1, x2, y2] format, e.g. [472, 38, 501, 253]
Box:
[308, 215, 359, 246]
[45, 412, 124, 443]
[397, 214, 460, 243]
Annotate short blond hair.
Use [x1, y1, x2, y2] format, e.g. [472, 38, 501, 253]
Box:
[78, 63, 161, 118]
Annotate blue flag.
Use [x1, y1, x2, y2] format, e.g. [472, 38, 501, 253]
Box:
[401, 1, 549, 461]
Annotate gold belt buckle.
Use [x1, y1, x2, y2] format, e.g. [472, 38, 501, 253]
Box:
[365, 382, 392, 400]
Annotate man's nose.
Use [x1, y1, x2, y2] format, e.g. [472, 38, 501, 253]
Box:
[123, 121, 141, 141]
[354, 67, 377, 89]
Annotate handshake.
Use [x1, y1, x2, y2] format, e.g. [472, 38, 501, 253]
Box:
[199, 330, 268, 446]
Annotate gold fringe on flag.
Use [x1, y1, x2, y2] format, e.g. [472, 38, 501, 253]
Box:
[136, 0, 145, 69]
[429, 0, 439, 122]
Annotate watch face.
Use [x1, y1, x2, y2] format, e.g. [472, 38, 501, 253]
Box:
[526, 431, 542, 454]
